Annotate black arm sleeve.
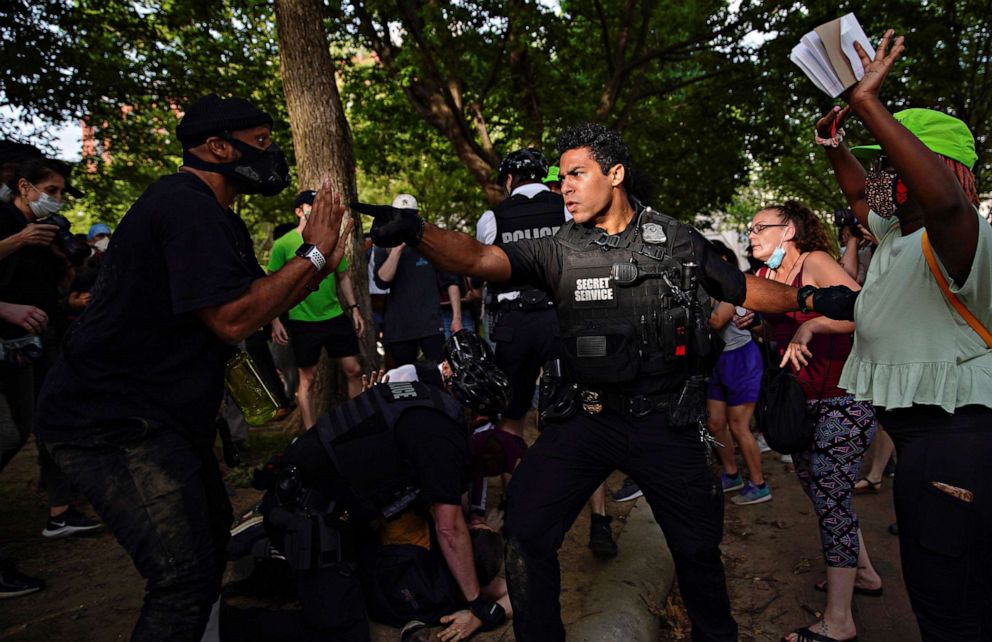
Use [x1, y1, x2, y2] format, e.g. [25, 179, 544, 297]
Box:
[682, 225, 746, 305]
[501, 236, 562, 293]
[395, 408, 469, 506]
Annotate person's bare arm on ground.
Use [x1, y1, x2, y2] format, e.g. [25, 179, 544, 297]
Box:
[433, 503, 481, 601]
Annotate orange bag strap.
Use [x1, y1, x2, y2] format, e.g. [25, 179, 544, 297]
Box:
[922, 231, 992, 348]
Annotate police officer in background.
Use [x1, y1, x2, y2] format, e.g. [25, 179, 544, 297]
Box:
[225, 331, 512, 642]
[475, 148, 565, 439]
[363, 123, 855, 642]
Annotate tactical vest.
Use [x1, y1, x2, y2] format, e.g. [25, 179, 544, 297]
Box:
[313, 381, 466, 520]
[555, 205, 718, 395]
[491, 190, 567, 298]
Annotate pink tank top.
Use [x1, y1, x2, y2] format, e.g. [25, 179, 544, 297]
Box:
[758, 262, 852, 399]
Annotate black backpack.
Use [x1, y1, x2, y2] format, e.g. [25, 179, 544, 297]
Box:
[754, 332, 832, 454]
[755, 366, 816, 454]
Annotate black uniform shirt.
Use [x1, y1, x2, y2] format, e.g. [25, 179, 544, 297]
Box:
[35, 172, 264, 444]
[502, 208, 747, 307]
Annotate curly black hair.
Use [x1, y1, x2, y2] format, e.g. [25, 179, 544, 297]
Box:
[556, 123, 630, 183]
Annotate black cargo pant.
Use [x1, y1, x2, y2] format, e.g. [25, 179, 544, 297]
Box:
[878, 405, 992, 642]
[46, 418, 231, 641]
[503, 408, 737, 642]
[491, 307, 560, 420]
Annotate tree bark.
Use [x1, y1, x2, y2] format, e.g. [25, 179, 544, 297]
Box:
[275, 0, 378, 418]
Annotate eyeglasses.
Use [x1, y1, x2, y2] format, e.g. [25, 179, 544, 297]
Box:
[745, 223, 788, 236]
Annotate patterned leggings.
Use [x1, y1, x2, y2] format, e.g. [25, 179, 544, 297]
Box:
[794, 396, 876, 568]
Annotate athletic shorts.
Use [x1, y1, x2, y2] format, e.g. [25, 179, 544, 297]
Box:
[286, 315, 360, 367]
[706, 340, 762, 406]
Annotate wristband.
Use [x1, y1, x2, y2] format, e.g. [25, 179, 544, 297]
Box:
[347, 303, 361, 311]
[814, 127, 845, 148]
[468, 596, 506, 630]
[797, 285, 816, 313]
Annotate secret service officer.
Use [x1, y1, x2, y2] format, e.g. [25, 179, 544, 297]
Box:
[363, 123, 854, 642]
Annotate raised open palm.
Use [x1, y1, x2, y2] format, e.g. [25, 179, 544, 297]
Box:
[846, 28, 905, 110]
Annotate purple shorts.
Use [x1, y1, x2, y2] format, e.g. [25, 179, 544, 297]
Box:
[707, 340, 763, 406]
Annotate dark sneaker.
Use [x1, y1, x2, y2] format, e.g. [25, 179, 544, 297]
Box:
[612, 477, 643, 502]
[720, 472, 744, 493]
[730, 481, 772, 505]
[588, 513, 618, 558]
[0, 561, 44, 598]
[41, 507, 102, 539]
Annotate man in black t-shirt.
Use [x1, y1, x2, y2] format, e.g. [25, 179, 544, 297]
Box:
[34, 94, 349, 641]
[361, 124, 856, 641]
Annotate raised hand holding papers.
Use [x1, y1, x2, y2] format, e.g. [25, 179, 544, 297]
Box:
[790, 13, 876, 97]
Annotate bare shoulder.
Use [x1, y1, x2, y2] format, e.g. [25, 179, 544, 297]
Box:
[803, 250, 859, 289]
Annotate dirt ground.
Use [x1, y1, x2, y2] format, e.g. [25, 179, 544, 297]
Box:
[660, 450, 919, 642]
[0, 418, 918, 642]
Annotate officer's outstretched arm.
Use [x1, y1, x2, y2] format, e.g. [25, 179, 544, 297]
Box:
[741, 274, 858, 321]
[418, 224, 513, 283]
[741, 274, 800, 313]
[361, 202, 512, 282]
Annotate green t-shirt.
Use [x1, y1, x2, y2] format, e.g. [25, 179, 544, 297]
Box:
[267, 229, 348, 322]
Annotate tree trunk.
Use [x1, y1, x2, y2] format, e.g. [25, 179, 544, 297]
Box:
[274, 0, 377, 419]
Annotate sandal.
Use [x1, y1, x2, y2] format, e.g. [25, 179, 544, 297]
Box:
[813, 579, 883, 597]
[853, 478, 882, 494]
[782, 625, 858, 642]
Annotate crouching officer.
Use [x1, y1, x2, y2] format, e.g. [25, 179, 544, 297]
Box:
[222, 331, 512, 642]
[361, 123, 857, 642]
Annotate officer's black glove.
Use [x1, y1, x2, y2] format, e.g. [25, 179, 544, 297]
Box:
[350, 201, 425, 248]
[810, 285, 858, 321]
[467, 595, 507, 630]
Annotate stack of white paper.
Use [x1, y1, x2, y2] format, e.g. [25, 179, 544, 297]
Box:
[790, 13, 876, 98]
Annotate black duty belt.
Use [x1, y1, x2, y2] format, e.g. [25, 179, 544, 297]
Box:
[580, 389, 678, 417]
[492, 297, 554, 313]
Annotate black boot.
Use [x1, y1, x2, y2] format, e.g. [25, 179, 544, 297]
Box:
[588, 513, 618, 558]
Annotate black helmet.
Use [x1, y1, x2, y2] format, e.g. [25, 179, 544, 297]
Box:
[497, 148, 549, 184]
[448, 361, 511, 417]
[444, 330, 493, 371]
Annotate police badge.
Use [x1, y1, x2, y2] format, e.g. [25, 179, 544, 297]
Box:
[642, 222, 667, 244]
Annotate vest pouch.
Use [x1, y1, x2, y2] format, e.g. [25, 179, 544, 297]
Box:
[659, 307, 690, 365]
[560, 319, 640, 384]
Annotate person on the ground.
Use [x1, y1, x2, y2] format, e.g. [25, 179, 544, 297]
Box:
[359, 122, 855, 642]
[270, 189, 365, 426]
[373, 194, 450, 366]
[222, 330, 512, 642]
[746, 199, 881, 642]
[705, 240, 769, 505]
[817, 30, 992, 642]
[33, 93, 349, 641]
[0, 156, 100, 539]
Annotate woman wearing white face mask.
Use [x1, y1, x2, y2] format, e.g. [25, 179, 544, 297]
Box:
[746, 200, 881, 642]
[0, 158, 101, 541]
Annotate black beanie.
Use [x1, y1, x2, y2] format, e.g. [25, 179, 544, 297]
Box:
[176, 93, 274, 148]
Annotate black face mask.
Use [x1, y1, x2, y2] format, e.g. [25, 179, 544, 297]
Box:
[183, 136, 291, 197]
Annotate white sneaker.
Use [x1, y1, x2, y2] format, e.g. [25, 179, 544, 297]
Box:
[780, 454, 793, 464]
[755, 434, 771, 454]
